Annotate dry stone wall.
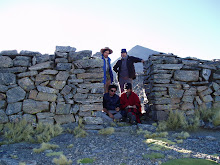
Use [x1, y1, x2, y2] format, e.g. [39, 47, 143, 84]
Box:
[0, 46, 104, 129]
[143, 53, 220, 121]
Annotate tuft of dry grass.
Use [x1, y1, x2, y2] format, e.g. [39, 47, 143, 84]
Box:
[52, 154, 72, 165]
[46, 151, 63, 157]
[33, 142, 59, 153]
[172, 131, 190, 139]
[213, 108, 220, 126]
[66, 144, 74, 148]
[136, 129, 150, 135]
[144, 132, 168, 139]
[98, 127, 115, 135]
[73, 126, 88, 138]
[142, 152, 165, 159]
[3, 119, 63, 144]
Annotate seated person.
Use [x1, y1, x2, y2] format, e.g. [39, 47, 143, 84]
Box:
[102, 84, 122, 121]
[120, 83, 142, 124]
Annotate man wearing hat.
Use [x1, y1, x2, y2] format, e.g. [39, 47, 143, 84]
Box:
[100, 47, 114, 93]
[120, 83, 142, 124]
[113, 48, 144, 93]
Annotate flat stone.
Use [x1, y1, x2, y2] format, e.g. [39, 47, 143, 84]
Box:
[86, 67, 103, 73]
[29, 61, 54, 70]
[199, 88, 213, 96]
[151, 74, 172, 79]
[83, 117, 103, 125]
[0, 100, 6, 109]
[68, 79, 84, 84]
[70, 104, 79, 114]
[197, 86, 208, 92]
[18, 77, 35, 91]
[153, 64, 183, 70]
[212, 82, 220, 91]
[79, 111, 91, 117]
[6, 86, 26, 103]
[35, 54, 50, 63]
[213, 73, 220, 80]
[60, 85, 72, 95]
[0, 50, 18, 55]
[0, 73, 16, 85]
[56, 46, 76, 52]
[13, 57, 30, 67]
[56, 63, 72, 71]
[38, 118, 54, 125]
[213, 89, 220, 96]
[29, 90, 38, 99]
[183, 87, 197, 96]
[182, 95, 195, 103]
[40, 69, 58, 75]
[49, 81, 66, 89]
[56, 103, 71, 114]
[6, 102, 22, 115]
[137, 124, 156, 132]
[152, 87, 167, 91]
[0, 67, 27, 73]
[35, 74, 54, 84]
[169, 88, 184, 98]
[198, 64, 216, 70]
[152, 98, 171, 104]
[201, 95, 213, 102]
[55, 57, 68, 63]
[9, 114, 22, 123]
[195, 96, 203, 105]
[0, 84, 9, 92]
[79, 104, 103, 112]
[91, 87, 104, 94]
[20, 50, 41, 56]
[0, 56, 13, 67]
[77, 72, 103, 79]
[54, 114, 75, 124]
[36, 92, 57, 102]
[56, 71, 70, 81]
[214, 96, 220, 102]
[152, 79, 170, 84]
[73, 58, 103, 69]
[77, 88, 90, 93]
[191, 81, 209, 86]
[74, 93, 88, 101]
[36, 112, 54, 119]
[182, 59, 199, 65]
[17, 71, 38, 78]
[202, 69, 211, 81]
[72, 69, 85, 74]
[154, 104, 173, 110]
[171, 98, 181, 104]
[68, 50, 92, 61]
[55, 52, 68, 58]
[37, 85, 59, 94]
[50, 102, 56, 113]
[22, 114, 36, 123]
[174, 70, 199, 82]
[0, 110, 8, 123]
[23, 99, 49, 114]
[181, 102, 194, 110]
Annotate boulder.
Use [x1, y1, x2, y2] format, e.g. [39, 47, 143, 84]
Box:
[6, 86, 26, 103]
[23, 99, 49, 114]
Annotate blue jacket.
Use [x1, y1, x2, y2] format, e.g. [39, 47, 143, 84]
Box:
[103, 93, 120, 110]
[102, 55, 113, 84]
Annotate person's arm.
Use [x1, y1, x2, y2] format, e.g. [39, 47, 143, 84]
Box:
[120, 94, 130, 110]
[131, 56, 144, 63]
[115, 97, 120, 111]
[113, 61, 119, 73]
[103, 95, 114, 118]
[133, 93, 142, 113]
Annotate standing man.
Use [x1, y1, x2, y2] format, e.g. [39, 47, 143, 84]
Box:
[113, 48, 144, 93]
[101, 47, 114, 93]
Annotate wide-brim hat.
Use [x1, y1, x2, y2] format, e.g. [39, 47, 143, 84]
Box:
[100, 47, 113, 54]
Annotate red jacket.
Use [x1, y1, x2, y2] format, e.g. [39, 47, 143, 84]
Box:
[120, 91, 142, 122]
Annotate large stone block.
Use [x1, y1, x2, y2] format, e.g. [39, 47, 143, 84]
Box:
[0, 73, 16, 85]
[174, 70, 199, 82]
[181, 102, 194, 110]
[55, 52, 68, 58]
[200, 95, 213, 102]
[49, 81, 66, 89]
[35, 54, 50, 63]
[152, 98, 171, 104]
[6, 86, 26, 103]
[36, 92, 57, 102]
[70, 104, 79, 114]
[29, 61, 54, 71]
[197, 86, 208, 92]
[212, 82, 220, 91]
[40, 69, 58, 75]
[213, 73, 220, 80]
[18, 77, 35, 91]
[0, 56, 13, 67]
[20, 50, 41, 56]
[73, 58, 103, 69]
[9, 114, 22, 123]
[0, 110, 8, 123]
[37, 85, 59, 94]
[23, 99, 49, 114]
[152, 79, 170, 84]
[151, 74, 172, 79]
[60, 85, 72, 96]
[0, 50, 18, 56]
[169, 88, 184, 98]
[0, 84, 9, 92]
[0, 100, 6, 109]
[22, 114, 36, 123]
[68, 50, 92, 61]
[54, 114, 75, 124]
[36, 112, 54, 119]
[0, 67, 27, 73]
[6, 102, 22, 115]
[77, 72, 103, 79]
[29, 90, 38, 99]
[56, 46, 76, 52]
[199, 88, 213, 97]
[17, 71, 38, 78]
[80, 104, 103, 112]
[83, 117, 103, 125]
[56, 71, 70, 81]
[56, 103, 71, 114]
[13, 56, 31, 67]
[182, 95, 195, 103]
[153, 64, 183, 70]
[183, 87, 197, 96]
[56, 63, 72, 71]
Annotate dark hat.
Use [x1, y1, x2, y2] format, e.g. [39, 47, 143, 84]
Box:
[124, 83, 132, 89]
[100, 47, 113, 54]
[121, 49, 127, 53]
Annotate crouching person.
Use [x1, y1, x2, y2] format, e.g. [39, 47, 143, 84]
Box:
[120, 83, 142, 124]
[102, 84, 122, 122]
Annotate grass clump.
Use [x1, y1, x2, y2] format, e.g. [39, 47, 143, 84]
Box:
[33, 142, 59, 153]
[73, 126, 88, 138]
[3, 119, 62, 144]
[46, 151, 63, 157]
[0, 124, 3, 132]
[172, 131, 190, 139]
[117, 122, 130, 127]
[156, 121, 167, 132]
[67, 144, 74, 148]
[98, 127, 115, 135]
[145, 138, 175, 151]
[52, 154, 72, 165]
[144, 132, 168, 139]
[212, 109, 220, 126]
[175, 139, 183, 144]
[19, 162, 26, 165]
[77, 158, 95, 164]
[110, 122, 117, 127]
[137, 129, 150, 135]
[143, 152, 165, 159]
[161, 158, 218, 165]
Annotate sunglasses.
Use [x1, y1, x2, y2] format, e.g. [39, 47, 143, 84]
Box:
[110, 90, 116, 92]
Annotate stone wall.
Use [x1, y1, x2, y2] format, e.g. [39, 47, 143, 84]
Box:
[143, 53, 220, 121]
[0, 46, 104, 129]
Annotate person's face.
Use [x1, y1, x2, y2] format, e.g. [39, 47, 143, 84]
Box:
[121, 52, 127, 58]
[125, 88, 131, 94]
[109, 88, 117, 96]
[103, 50, 110, 58]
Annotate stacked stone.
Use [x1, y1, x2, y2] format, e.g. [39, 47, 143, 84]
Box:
[0, 46, 104, 129]
[143, 53, 220, 120]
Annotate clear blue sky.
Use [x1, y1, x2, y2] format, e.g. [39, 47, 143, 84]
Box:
[0, 0, 219, 62]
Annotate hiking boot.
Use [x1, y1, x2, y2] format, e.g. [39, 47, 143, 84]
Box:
[130, 115, 137, 125]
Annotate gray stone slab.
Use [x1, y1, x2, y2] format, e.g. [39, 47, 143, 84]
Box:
[23, 99, 49, 114]
[36, 92, 57, 102]
[56, 71, 70, 81]
[0, 110, 8, 123]
[68, 50, 92, 61]
[40, 69, 58, 75]
[0, 50, 18, 55]
[0, 56, 13, 67]
[6, 102, 22, 115]
[56, 103, 71, 114]
[54, 114, 75, 124]
[213, 73, 220, 80]
[29, 61, 54, 70]
[56, 63, 72, 71]
[56, 46, 76, 52]
[6, 86, 26, 103]
[83, 116, 103, 125]
[37, 85, 59, 94]
[0, 84, 9, 92]
[181, 102, 194, 110]
[0, 67, 27, 73]
[153, 64, 183, 70]
[0, 73, 16, 85]
[169, 88, 184, 98]
[20, 50, 41, 56]
[73, 58, 103, 69]
[49, 81, 66, 89]
[18, 77, 35, 91]
[17, 71, 38, 78]
[174, 70, 199, 82]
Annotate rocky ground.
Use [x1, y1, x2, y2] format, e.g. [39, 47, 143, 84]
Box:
[0, 124, 220, 165]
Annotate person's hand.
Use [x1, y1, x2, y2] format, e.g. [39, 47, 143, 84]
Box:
[132, 105, 137, 109]
[108, 113, 114, 119]
[141, 59, 145, 63]
[115, 107, 120, 112]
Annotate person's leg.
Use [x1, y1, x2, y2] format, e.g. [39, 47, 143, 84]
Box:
[119, 78, 125, 93]
[114, 111, 122, 120]
[104, 79, 111, 93]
